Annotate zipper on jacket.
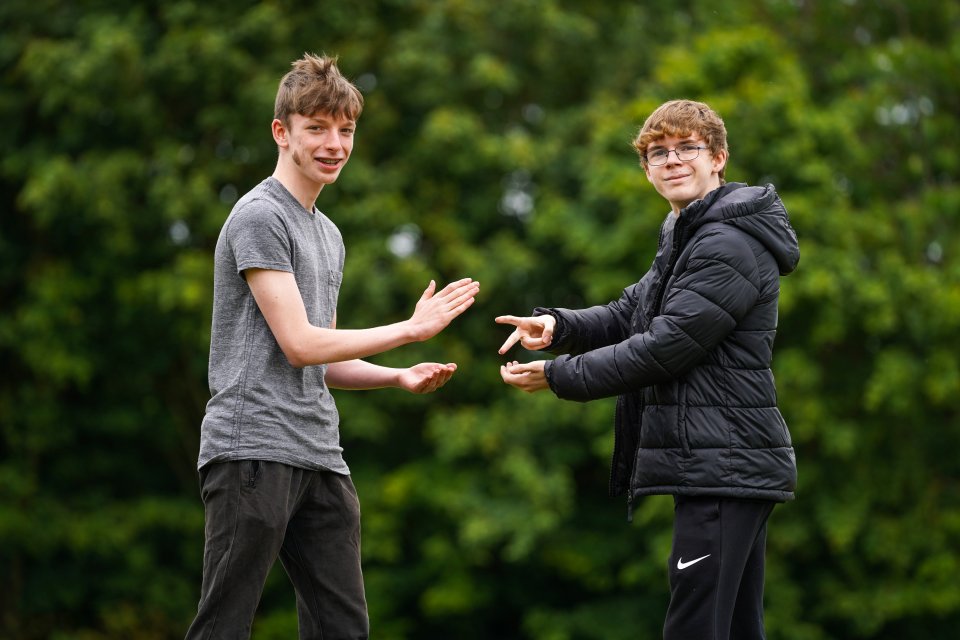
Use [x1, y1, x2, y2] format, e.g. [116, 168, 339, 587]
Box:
[650, 215, 685, 319]
[609, 397, 625, 497]
[609, 395, 644, 504]
[618, 214, 676, 525]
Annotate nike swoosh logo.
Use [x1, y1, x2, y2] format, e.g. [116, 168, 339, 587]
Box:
[676, 554, 711, 570]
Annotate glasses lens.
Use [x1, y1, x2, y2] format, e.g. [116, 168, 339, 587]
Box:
[677, 145, 700, 161]
[647, 151, 667, 166]
[646, 146, 702, 165]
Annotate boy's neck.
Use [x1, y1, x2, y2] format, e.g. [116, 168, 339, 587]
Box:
[272, 163, 322, 212]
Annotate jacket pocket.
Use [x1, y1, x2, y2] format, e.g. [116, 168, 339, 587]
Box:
[677, 382, 692, 457]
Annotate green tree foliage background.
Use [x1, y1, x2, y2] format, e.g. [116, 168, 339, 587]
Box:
[2, 0, 959, 638]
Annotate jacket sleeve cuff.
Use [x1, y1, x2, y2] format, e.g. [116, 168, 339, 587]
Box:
[543, 359, 558, 395]
[533, 307, 570, 354]
[542, 354, 594, 401]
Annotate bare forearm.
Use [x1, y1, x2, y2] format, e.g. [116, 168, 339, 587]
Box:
[246, 270, 479, 368]
[326, 359, 401, 390]
[286, 322, 418, 368]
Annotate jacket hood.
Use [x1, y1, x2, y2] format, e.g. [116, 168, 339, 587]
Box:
[683, 183, 800, 275]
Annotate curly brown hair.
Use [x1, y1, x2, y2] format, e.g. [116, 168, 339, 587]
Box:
[634, 100, 728, 181]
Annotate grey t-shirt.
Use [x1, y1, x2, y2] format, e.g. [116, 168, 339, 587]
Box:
[198, 176, 349, 474]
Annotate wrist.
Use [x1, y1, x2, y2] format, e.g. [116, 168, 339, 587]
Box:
[391, 367, 405, 390]
[533, 308, 561, 340]
[399, 319, 423, 343]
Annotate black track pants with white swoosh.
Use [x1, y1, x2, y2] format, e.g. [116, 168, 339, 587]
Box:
[663, 496, 776, 640]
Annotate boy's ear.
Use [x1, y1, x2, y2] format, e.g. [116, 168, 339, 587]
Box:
[271, 119, 289, 148]
[712, 149, 728, 174]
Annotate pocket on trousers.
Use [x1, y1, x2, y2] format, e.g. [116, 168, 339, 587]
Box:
[245, 460, 262, 488]
[331, 474, 362, 524]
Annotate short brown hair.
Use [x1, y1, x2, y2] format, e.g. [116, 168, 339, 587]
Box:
[274, 53, 364, 125]
[634, 100, 728, 181]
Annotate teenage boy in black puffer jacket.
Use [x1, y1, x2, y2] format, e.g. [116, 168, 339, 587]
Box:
[497, 99, 800, 640]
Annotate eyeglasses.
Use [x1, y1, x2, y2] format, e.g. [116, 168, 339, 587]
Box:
[645, 143, 708, 166]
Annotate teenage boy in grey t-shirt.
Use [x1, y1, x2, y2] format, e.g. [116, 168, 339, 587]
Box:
[185, 54, 480, 640]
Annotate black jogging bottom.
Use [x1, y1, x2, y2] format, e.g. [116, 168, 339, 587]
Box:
[663, 496, 776, 640]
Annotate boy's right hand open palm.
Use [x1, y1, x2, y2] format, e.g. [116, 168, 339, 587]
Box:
[408, 278, 480, 341]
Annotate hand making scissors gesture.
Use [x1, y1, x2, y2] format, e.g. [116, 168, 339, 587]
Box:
[494, 314, 556, 354]
[495, 314, 555, 393]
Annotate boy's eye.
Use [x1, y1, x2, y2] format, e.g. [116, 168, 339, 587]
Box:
[679, 144, 699, 152]
[649, 149, 669, 159]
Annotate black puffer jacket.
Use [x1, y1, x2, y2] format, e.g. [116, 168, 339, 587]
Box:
[540, 183, 800, 505]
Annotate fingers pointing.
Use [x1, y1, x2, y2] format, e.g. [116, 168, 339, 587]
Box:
[498, 329, 520, 354]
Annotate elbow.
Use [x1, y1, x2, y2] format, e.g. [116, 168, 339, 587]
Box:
[276, 326, 338, 368]
[281, 342, 310, 369]
[282, 339, 336, 369]
[285, 351, 308, 369]
[287, 356, 307, 369]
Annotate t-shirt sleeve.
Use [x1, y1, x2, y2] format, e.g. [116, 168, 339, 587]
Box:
[226, 200, 294, 274]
